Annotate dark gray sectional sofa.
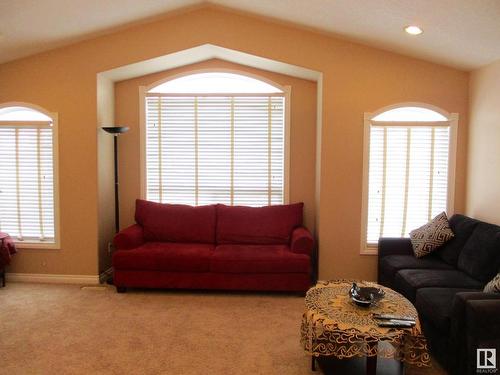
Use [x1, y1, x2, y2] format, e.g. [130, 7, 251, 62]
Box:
[378, 214, 500, 375]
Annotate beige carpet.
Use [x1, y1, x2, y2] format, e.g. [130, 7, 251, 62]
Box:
[0, 283, 446, 375]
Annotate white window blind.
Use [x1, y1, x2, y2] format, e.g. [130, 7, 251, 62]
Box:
[0, 121, 55, 243]
[145, 95, 285, 206]
[366, 124, 451, 244]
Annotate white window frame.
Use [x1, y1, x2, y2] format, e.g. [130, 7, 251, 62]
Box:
[0, 102, 60, 249]
[360, 102, 458, 255]
[138, 69, 291, 205]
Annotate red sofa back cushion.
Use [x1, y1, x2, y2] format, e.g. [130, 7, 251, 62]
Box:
[135, 199, 216, 243]
[216, 203, 303, 245]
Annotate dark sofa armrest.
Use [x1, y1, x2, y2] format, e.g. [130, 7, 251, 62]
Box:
[449, 292, 500, 375]
[290, 227, 314, 256]
[377, 238, 413, 257]
[466, 299, 500, 340]
[452, 292, 500, 321]
[113, 224, 145, 250]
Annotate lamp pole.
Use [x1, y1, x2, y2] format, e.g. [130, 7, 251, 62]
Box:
[102, 126, 129, 233]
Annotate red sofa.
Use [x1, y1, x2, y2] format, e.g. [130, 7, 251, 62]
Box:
[112, 199, 314, 293]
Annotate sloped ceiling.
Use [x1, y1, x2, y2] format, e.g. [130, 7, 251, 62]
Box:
[1, 0, 499, 70]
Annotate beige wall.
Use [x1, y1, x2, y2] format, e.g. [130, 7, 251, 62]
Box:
[0, 61, 99, 275]
[467, 59, 500, 225]
[115, 59, 317, 237]
[0, 5, 469, 279]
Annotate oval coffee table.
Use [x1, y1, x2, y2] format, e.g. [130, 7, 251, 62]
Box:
[301, 280, 430, 374]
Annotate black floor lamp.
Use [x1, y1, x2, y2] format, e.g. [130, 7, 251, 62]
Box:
[102, 126, 129, 233]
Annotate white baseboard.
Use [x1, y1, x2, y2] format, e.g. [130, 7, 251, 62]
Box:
[6, 272, 100, 285]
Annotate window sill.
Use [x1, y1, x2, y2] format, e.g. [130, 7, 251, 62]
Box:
[13, 241, 60, 250]
[360, 246, 378, 256]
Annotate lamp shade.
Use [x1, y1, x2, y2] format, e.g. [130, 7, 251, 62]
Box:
[102, 126, 129, 134]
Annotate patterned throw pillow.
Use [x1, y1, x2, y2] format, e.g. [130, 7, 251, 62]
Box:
[484, 273, 500, 293]
[410, 212, 454, 258]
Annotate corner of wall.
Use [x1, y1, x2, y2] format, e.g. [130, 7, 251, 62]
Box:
[96, 74, 116, 273]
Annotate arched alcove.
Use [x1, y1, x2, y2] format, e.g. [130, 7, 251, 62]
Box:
[96, 44, 323, 277]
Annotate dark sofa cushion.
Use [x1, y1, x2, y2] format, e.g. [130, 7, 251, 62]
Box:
[135, 199, 216, 243]
[437, 214, 479, 266]
[210, 244, 310, 274]
[380, 255, 453, 287]
[113, 242, 214, 272]
[216, 203, 303, 245]
[416, 288, 481, 334]
[457, 222, 500, 283]
[394, 269, 483, 302]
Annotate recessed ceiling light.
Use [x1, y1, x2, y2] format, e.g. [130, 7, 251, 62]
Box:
[405, 25, 423, 35]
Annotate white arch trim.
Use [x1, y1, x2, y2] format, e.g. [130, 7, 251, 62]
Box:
[99, 44, 321, 82]
[0, 101, 55, 122]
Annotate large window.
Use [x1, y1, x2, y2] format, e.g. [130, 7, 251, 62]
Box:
[361, 104, 458, 253]
[142, 72, 288, 206]
[0, 104, 58, 247]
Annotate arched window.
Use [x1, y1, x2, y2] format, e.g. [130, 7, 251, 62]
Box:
[0, 103, 58, 247]
[142, 71, 288, 206]
[361, 103, 458, 253]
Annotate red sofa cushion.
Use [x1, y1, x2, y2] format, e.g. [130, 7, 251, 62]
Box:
[210, 244, 310, 274]
[113, 242, 214, 272]
[135, 199, 216, 243]
[216, 203, 303, 245]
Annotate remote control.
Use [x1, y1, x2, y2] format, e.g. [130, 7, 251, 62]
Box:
[373, 314, 415, 321]
[388, 319, 415, 325]
[377, 320, 414, 328]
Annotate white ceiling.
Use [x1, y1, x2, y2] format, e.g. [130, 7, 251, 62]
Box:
[1, 0, 500, 70]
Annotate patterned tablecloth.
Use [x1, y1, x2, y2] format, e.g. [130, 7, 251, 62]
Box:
[301, 280, 430, 367]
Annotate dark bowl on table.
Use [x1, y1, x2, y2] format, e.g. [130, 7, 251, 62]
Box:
[349, 283, 385, 307]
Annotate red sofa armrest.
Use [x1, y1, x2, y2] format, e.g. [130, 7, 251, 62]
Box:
[290, 227, 314, 256]
[113, 224, 145, 250]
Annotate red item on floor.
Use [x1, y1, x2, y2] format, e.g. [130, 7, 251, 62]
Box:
[0, 232, 17, 269]
[0, 232, 16, 269]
